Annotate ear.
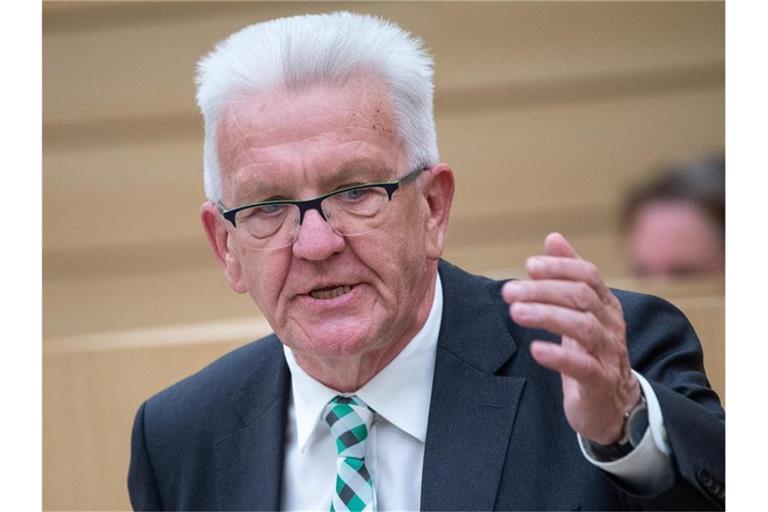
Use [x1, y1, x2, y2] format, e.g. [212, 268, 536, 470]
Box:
[200, 201, 247, 294]
[422, 163, 455, 260]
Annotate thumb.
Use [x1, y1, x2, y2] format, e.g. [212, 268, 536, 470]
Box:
[544, 232, 579, 259]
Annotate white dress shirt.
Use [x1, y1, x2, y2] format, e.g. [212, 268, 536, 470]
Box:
[281, 274, 672, 510]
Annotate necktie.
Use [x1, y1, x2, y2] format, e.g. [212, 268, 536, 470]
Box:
[323, 395, 376, 512]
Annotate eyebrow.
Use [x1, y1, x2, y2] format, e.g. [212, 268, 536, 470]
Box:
[235, 161, 396, 203]
[324, 163, 394, 188]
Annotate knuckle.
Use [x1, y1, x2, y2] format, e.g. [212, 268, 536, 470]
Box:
[571, 282, 594, 310]
[583, 261, 600, 283]
[582, 313, 602, 342]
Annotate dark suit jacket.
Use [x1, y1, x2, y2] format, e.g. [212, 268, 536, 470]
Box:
[129, 260, 725, 511]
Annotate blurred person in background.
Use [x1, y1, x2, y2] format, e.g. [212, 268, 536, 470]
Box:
[621, 154, 725, 280]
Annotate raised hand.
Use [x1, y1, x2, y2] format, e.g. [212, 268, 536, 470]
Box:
[501, 232, 641, 445]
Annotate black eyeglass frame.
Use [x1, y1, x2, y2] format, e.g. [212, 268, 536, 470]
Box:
[218, 166, 427, 227]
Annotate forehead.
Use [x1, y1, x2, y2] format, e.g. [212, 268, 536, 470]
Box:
[630, 201, 722, 262]
[632, 200, 719, 237]
[216, 76, 404, 199]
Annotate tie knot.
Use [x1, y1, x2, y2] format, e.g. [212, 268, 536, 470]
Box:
[323, 395, 374, 458]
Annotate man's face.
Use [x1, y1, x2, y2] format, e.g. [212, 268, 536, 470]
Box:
[626, 200, 724, 279]
[205, 76, 452, 366]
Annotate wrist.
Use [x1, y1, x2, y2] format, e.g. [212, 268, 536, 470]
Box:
[588, 387, 648, 460]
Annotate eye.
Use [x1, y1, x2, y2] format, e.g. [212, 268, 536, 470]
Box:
[339, 187, 372, 202]
[253, 203, 288, 217]
[237, 203, 286, 222]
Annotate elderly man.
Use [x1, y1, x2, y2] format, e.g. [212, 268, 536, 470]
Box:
[128, 12, 724, 511]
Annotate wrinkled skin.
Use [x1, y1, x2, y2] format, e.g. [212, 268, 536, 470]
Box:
[200, 76, 455, 392]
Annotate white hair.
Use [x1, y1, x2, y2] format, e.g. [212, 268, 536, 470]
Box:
[195, 11, 439, 203]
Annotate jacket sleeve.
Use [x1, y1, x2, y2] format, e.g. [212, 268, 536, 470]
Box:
[611, 290, 725, 510]
[128, 401, 164, 511]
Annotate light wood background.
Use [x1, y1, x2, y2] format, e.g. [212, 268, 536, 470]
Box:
[43, 2, 724, 510]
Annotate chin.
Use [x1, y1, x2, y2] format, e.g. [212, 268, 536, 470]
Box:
[285, 320, 380, 357]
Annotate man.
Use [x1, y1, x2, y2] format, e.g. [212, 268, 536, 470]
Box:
[622, 155, 725, 279]
[129, 12, 724, 511]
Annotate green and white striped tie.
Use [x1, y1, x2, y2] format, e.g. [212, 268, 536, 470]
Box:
[323, 395, 376, 512]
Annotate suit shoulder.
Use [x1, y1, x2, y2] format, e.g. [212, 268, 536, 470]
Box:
[142, 334, 284, 426]
[612, 286, 683, 312]
[610, 287, 695, 337]
[438, 259, 502, 295]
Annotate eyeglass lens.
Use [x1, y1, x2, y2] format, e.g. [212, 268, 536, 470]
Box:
[233, 186, 393, 250]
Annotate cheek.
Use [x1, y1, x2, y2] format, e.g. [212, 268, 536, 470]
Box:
[239, 251, 293, 317]
[348, 224, 419, 302]
[399, 198, 431, 258]
[380, 205, 430, 287]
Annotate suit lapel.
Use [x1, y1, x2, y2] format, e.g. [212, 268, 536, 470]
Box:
[421, 261, 527, 511]
[421, 352, 525, 510]
[214, 338, 291, 511]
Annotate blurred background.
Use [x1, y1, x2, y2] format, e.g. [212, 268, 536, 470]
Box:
[43, 2, 724, 510]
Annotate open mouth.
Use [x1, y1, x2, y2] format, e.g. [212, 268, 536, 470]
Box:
[309, 285, 353, 300]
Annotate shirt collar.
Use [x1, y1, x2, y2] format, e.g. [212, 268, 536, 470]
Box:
[283, 273, 443, 451]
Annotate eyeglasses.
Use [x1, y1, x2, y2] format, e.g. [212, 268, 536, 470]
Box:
[219, 167, 426, 250]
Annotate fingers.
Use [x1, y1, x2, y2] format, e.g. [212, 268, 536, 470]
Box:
[509, 302, 603, 353]
[502, 279, 610, 323]
[525, 256, 612, 304]
[515, 233, 635, 444]
[544, 232, 578, 259]
[530, 340, 595, 382]
[503, 256, 613, 308]
[501, 231, 624, 357]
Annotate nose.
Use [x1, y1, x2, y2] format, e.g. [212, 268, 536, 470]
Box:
[292, 208, 346, 260]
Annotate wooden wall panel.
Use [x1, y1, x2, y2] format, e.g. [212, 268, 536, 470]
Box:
[442, 88, 724, 219]
[44, 339, 254, 511]
[44, 137, 205, 251]
[44, 2, 723, 124]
